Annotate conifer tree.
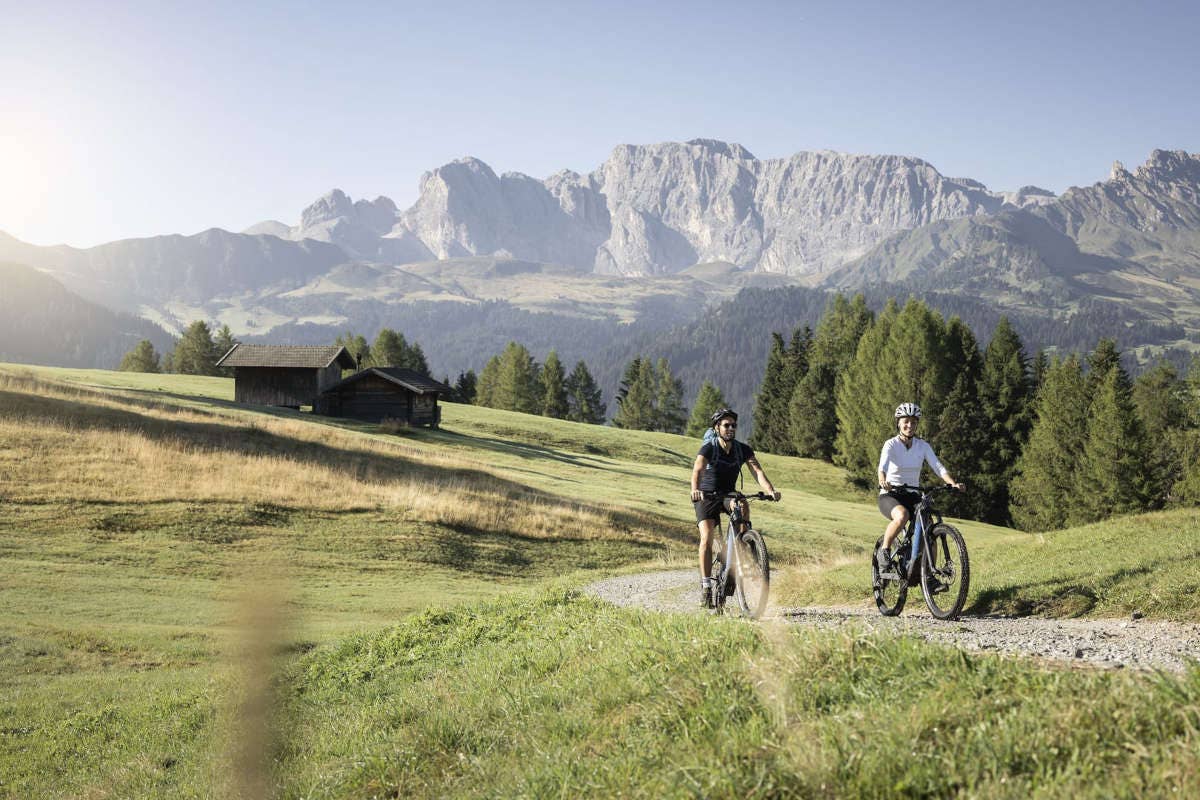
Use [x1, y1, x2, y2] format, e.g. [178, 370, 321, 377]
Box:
[405, 342, 430, 376]
[787, 325, 813, 380]
[686, 381, 728, 437]
[1010, 356, 1089, 531]
[540, 350, 569, 419]
[1071, 364, 1151, 524]
[564, 360, 605, 424]
[214, 324, 236, 355]
[977, 316, 1033, 524]
[930, 318, 988, 520]
[119, 339, 161, 373]
[1087, 338, 1122, 392]
[493, 341, 540, 414]
[834, 299, 899, 482]
[173, 320, 221, 375]
[475, 356, 501, 408]
[452, 370, 477, 404]
[750, 333, 790, 452]
[613, 357, 657, 430]
[1182, 355, 1200, 426]
[1132, 362, 1186, 506]
[615, 358, 643, 409]
[878, 298, 953, 429]
[654, 358, 687, 434]
[370, 329, 408, 367]
[1169, 356, 1200, 503]
[789, 293, 873, 459]
[1031, 349, 1050, 393]
[835, 298, 952, 485]
[749, 325, 811, 453]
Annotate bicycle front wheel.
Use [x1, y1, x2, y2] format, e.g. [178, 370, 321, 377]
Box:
[872, 536, 908, 616]
[733, 529, 770, 619]
[920, 523, 970, 620]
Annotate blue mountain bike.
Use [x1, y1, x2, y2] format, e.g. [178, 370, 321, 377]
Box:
[872, 484, 970, 620]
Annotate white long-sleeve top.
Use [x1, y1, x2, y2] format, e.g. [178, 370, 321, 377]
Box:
[878, 436, 948, 491]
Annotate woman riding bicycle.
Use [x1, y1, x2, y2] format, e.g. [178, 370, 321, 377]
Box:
[876, 403, 965, 573]
[690, 408, 781, 608]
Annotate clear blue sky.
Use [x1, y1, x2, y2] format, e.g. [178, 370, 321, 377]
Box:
[2, 0, 1197, 247]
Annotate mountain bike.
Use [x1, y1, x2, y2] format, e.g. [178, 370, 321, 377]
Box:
[705, 491, 775, 619]
[872, 484, 969, 620]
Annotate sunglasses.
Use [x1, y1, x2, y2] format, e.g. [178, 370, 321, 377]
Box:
[719, 422, 737, 429]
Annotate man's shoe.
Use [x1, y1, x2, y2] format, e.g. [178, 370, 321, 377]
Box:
[700, 586, 713, 608]
[875, 547, 892, 573]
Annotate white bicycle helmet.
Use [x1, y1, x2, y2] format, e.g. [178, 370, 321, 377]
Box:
[894, 402, 922, 419]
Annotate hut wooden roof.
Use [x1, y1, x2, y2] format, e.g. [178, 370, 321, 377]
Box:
[325, 367, 451, 396]
[216, 344, 356, 369]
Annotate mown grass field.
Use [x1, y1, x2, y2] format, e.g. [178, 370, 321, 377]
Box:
[1, 362, 1198, 798]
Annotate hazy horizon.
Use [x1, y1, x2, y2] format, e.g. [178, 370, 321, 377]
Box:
[3, 0, 1197, 249]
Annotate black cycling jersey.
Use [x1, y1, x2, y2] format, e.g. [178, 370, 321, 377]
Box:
[698, 439, 753, 494]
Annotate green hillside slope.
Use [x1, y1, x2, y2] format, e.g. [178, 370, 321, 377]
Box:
[2, 363, 1197, 797]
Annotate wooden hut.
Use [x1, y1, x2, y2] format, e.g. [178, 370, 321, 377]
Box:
[216, 344, 356, 408]
[315, 367, 450, 426]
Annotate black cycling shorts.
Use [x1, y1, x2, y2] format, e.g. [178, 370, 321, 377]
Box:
[694, 495, 744, 524]
[877, 490, 919, 520]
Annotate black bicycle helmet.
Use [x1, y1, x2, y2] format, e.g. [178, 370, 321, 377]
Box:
[710, 408, 738, 426]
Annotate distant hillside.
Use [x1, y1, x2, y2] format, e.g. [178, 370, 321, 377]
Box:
[0, 262, 174, 368]
[248, 283, 1180, 438]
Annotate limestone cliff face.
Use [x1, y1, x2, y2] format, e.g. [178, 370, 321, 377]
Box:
[392, 139, 1048, 276]
[397, 158, 606, 268]
[824, 149, 1200, 320]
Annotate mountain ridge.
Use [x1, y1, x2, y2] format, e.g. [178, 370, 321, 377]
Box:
[2, 141, 1198, 362]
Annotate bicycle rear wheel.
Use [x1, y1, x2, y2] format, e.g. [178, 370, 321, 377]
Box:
[872, 536, 908, 616]
[920, 523, 970, 620]
[733, 529, 770, 619]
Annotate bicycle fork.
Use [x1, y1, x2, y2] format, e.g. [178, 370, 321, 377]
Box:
[711, 527, 738, 605]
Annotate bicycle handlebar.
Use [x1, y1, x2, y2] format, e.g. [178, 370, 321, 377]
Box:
[699, 490, 778, 501]
[887, 483, 964, 495]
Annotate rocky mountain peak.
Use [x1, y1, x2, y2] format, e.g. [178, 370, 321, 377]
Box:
[684, 138, 757, 161]
[300, 189, 355, 229]
[1135, 149, 1200, 185]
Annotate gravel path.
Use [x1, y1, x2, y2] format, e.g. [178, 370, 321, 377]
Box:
[585, 569, 1200, 672]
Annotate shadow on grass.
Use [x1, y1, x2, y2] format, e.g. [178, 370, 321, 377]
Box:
[420, 427, 613, 469]
[0, 386, 687, 547]
[413, 523, 668, 578]
[966, 551, 1200, 617]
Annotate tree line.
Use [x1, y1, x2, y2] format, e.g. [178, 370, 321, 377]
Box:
[748, 293, 1200, 529]
[470, 342, 607, 425]
[119, 324, 434, 378]
[465, 340, 740, 437]
[119, 321, 238, 376]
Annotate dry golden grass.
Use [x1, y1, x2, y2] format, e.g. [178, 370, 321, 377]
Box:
[0, 371, 651, 544]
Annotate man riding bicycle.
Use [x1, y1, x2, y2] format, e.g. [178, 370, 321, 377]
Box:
[690, 408, 781, 608]
[876, 403, 964, 573]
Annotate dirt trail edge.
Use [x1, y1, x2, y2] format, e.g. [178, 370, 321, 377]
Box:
[584, 569, 1200, 672]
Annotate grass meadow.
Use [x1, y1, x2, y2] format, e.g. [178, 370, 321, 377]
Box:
[1, 362, 1198, 798]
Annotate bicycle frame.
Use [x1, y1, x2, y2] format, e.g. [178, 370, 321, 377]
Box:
[896, 488, 944, 582]
[705, 491, 773, 610]
[713, 496, 749, 600]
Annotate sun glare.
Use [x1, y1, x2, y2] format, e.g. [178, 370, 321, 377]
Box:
[0, 119, 56, 242]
